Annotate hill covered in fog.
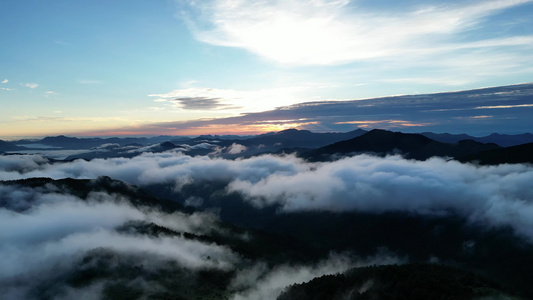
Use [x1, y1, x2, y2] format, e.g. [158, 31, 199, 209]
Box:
[2, 125, 533, 299]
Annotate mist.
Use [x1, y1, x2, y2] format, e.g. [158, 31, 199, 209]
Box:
[230, 252, 403, 300]
[1, 152, 533, 241]
[0, 182, 239, 299]
[2, 150, 533, 298]
[0, 176, 404, 299]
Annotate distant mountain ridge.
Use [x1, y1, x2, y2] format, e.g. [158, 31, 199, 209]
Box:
[303, 129, 501, 161]
[238, 128, 368, 154]
[458, 142, 533, 165]
[4, 128, 533, 150]
[421, 132, 533, 147]
[0, 140, 24, 152]
[3, 128, 533, 163]
[34, 135, 174, 149]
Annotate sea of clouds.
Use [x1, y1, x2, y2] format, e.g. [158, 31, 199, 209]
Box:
[1, 152, 533, 240]
[1, 151, 532, 298]
[0, 152, 412, 299]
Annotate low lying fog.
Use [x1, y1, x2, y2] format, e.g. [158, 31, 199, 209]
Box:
[2, 152, 533, 240]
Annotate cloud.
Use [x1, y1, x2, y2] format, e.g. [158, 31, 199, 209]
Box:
[54, 40, 71, 46]
[174, 96, 240, 110]
[23, 83, 38, 89]
[230, 252, 403, 300]
[182, 0, 533, 66]
[475, 104, 533, 109]
[227, 143, 247, 154]
[0, 164, 406, 299]
[2, 152, 533, 242]
[1, 79, 7, 84]
[227, 155, 533, 239]
[2, 151, 533, 297]
[149, 86, 305, 114]
[83, 83, 533, 136]
[0, 175, 402, 298]
[0, 187, 237, 271]
[43, 91, 58, 99]
[382, 77, 474, 86]
[0, 154, 49, 173]
[77, 79, 102, 84]
[0, 181, 239, 298]
[0, 152, 307, 186]
[334, 119, 434, 128]
[453, 115, 493, 120]
[3, 149, 94, 160]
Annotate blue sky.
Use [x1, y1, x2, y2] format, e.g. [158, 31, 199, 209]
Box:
[1, 0, 532, 138]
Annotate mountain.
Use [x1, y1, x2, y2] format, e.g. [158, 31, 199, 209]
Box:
[277, 263, 517, 300]
[9, 128, 533, 161]
[160, 128, 370, 158]
[420, 132, 476, 144]
[459, 142, 533, 165]
[421, 132, 533, 147]
[36, 135, 112, 149]
[194, 134, 250, 140]
[304, 129, 501, 161]
[20, 129, 365, 160]
[23, 135, 174, 150]
[0, 139, 24, 152]
[245, 128, 367, 149]
[475, 133, 533, 147]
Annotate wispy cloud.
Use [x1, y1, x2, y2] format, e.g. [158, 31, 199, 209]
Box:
[382, 77, 474, 86]
[77, 79, 102, 84]
[475, 104, 533, 109]
[453, 115, 493, 120]
[334, 120, 434, 128]
[182, 0, 533, 66]
[44, 91, 57, 98]
[175, 97, 241, 110]
[23, 83, 39, 89]
[1, 79, 11, 91]
[54, 40, 71, 45]
[230, 253, 402, 300]
[70, 83, 533, 136]
[149, 86, 305, 113]
[12, 116, 131, 124]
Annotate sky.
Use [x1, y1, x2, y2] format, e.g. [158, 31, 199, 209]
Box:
[1, 0, 533, 138]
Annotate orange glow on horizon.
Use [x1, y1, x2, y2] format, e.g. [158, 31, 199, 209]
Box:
[335, 119, 434, 128]
[172, 122, 319, 136]
[70, 122, 320, 137]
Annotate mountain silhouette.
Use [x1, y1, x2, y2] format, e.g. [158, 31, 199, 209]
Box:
[304, 129, 500, 161]
[422, 132, 533, 147]
[459, 142, 533, 165]
[0, 139, 24, 152]
[242, 128, 367, 149]
[277, 263, 516, 300]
